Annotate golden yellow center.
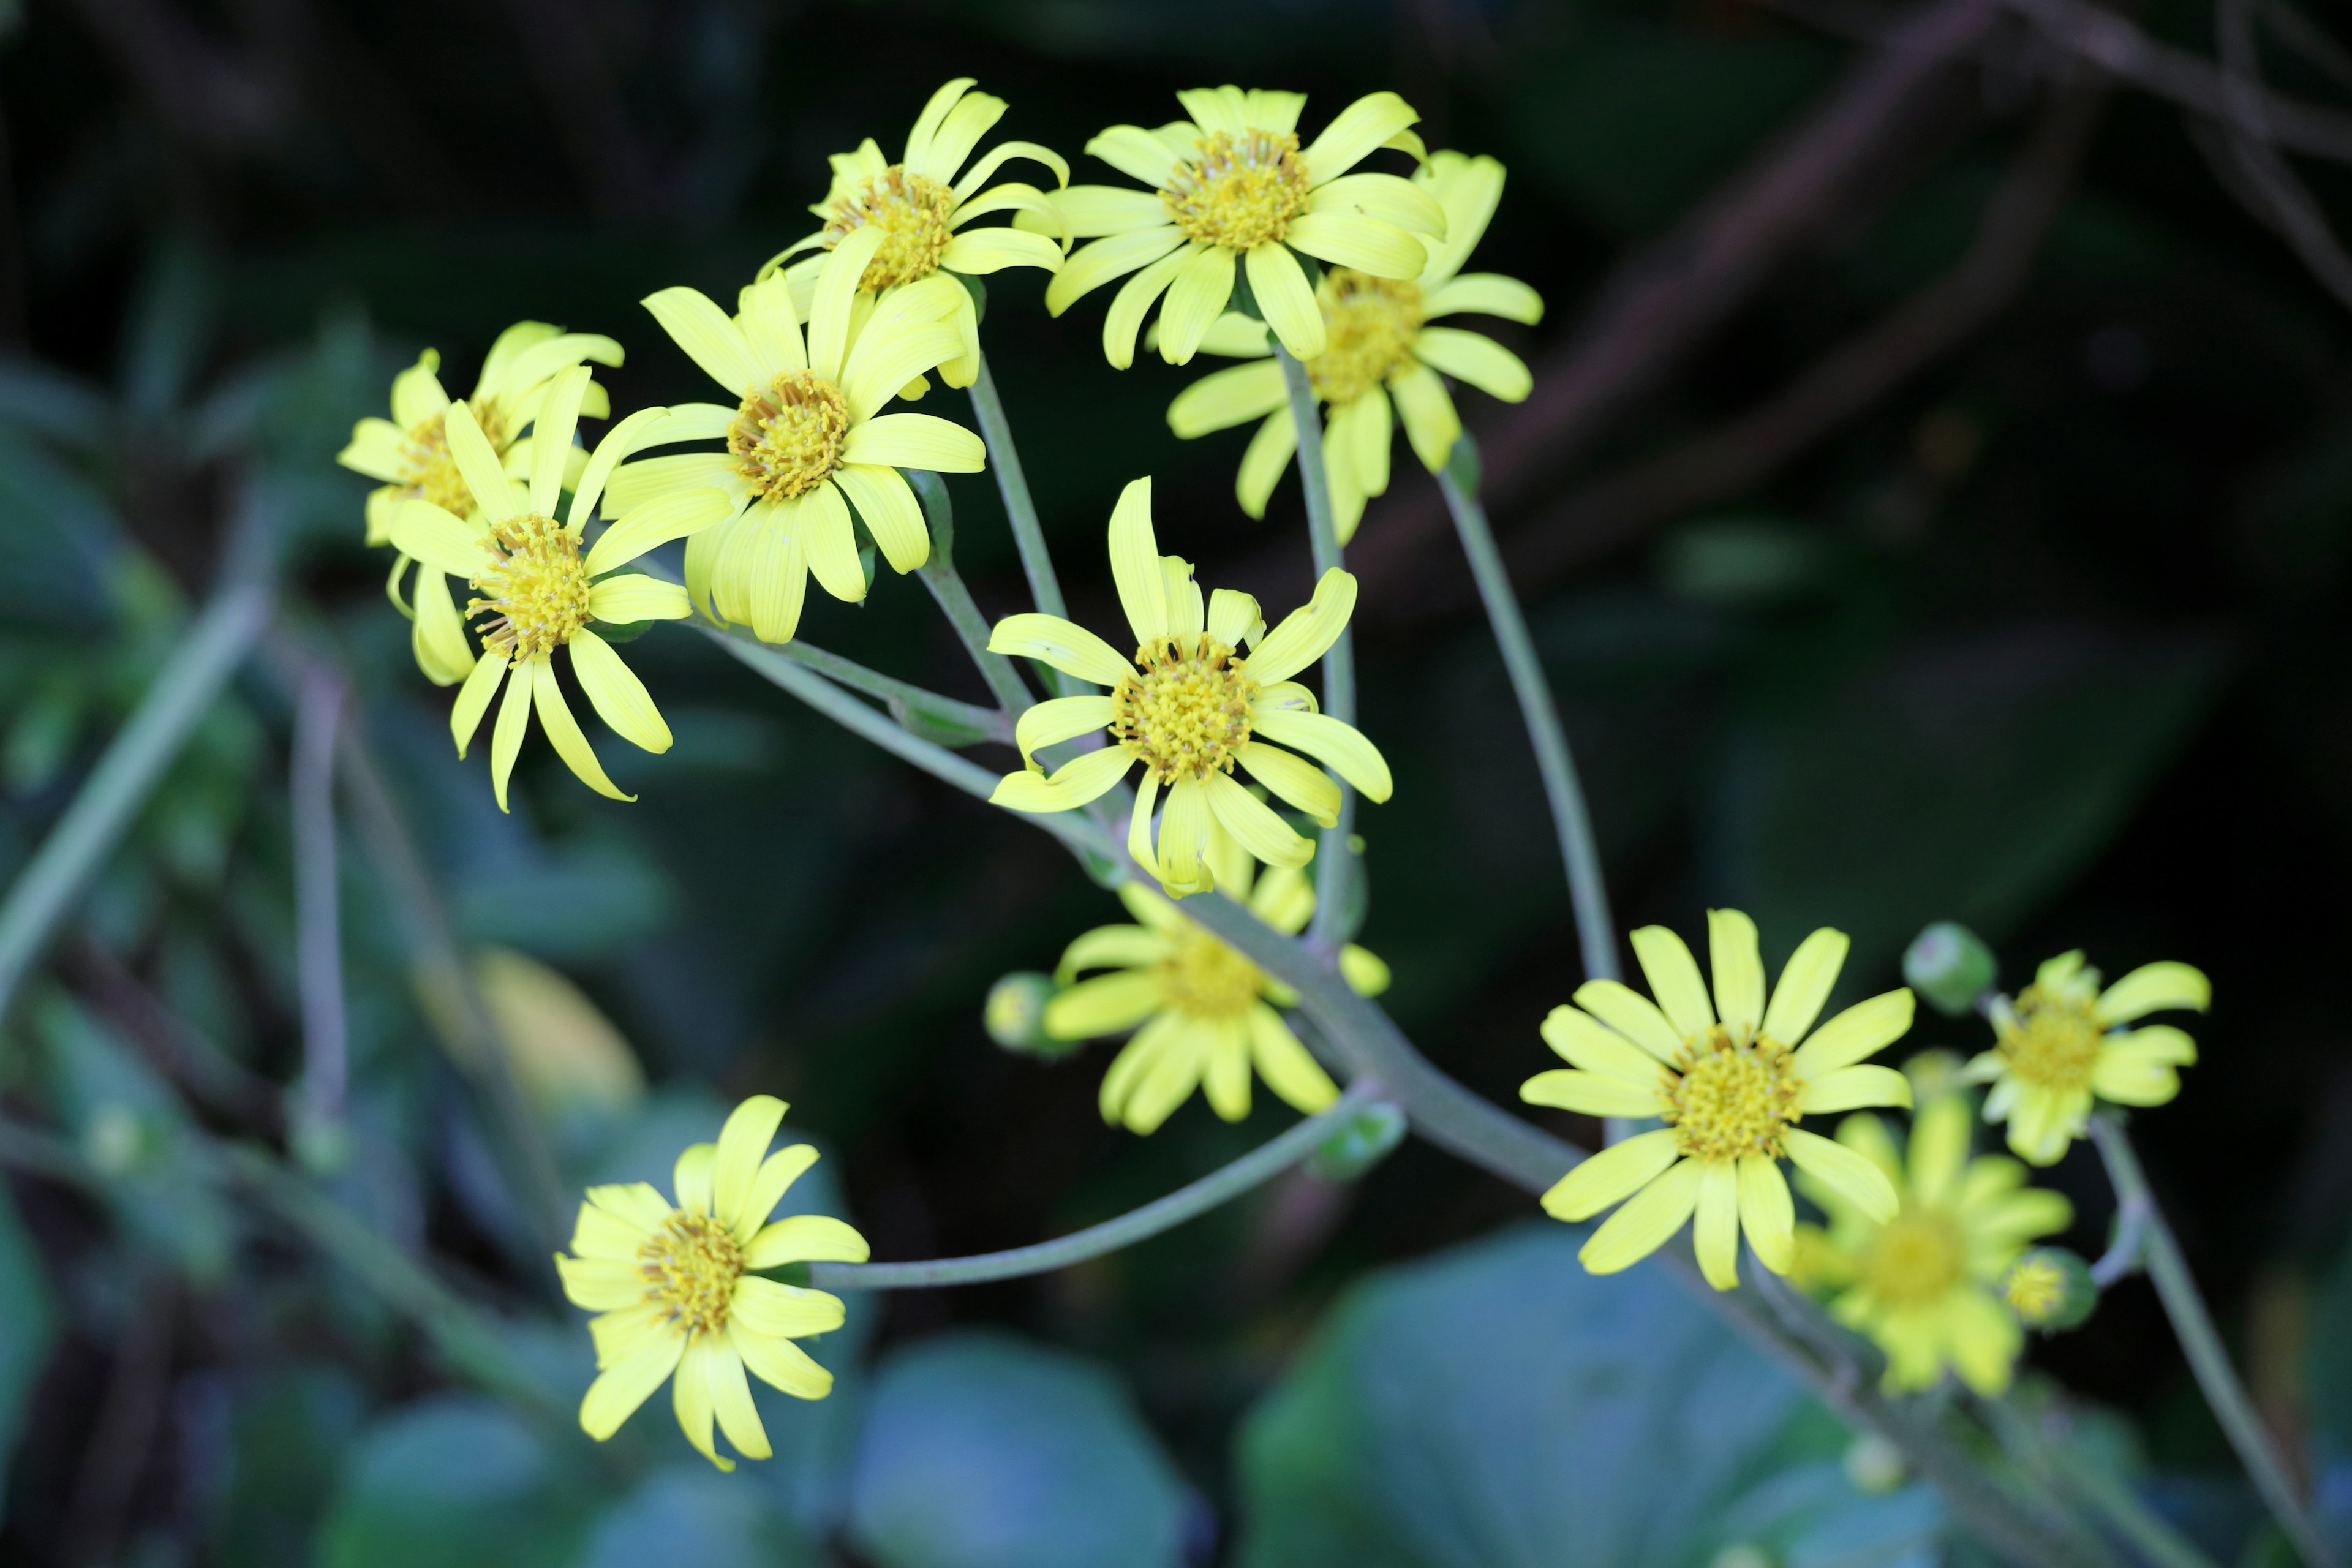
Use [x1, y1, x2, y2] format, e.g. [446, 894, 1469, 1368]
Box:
[1863, 1209, 1966, 1309]
[1162, 129, 1312, 251]
[1662, 1027, 1803, 1162]
[1156, 932, 1263, 1020]
[1997, 986, 2103, 1092]
[2005, 1256, 2065, 1322]
[730, 370, 851, 502]
[638, 1210, 744, 1335]
[1306, 271, 1424, 404]
[1113, 635, 1256, 783]
[399, 400, 503, 518]
[825, 164, 959, 290]
[467, 511, 591, 662]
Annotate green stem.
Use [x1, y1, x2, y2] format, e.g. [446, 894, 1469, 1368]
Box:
[2090, 1116, 2339, 1568]
[770, 637, 1011, 745]
[0, 577, 272, 1026]
[917, 557, 1035, 714]
[1978, 1392, 2222, 1568]
[1434, 463, 1619, 986]
[290, 665, 349, 1126]
[811, 1083, 1379, 1291]
[1273, 345, 1359, 952]
[968, 352, 1066, 620]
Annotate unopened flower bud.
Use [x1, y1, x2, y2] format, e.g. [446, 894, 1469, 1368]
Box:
[1305, 1102, 1407, 1183]
[1903, 922, 1997, 1017]
[2005, 1248, 2098, 1333]
[984, 972, 1077, 1057]
[1844, 1432, 1907, 1494]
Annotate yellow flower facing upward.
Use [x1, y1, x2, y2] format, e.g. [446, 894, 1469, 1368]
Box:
[1046, 824, 1389, 1133]
[760, 78, 1068, 388]
[1959, 950, 2209, 1165]
[1044, 86, 1445, 369]
[986, 477, 1392, 897]
[1793, 1096, 2072, 1395]
[386, 366, 709, 810]
[1169, 151, 1542, 541]
[1528, 911, 1915, 1290]
[556, 1095, 870, 1471]
[337, 322, 622, 684]
[608, 227, 984, 645]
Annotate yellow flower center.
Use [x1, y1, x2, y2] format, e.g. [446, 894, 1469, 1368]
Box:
[1156, 930, 1263, 1020]
[1862, 1208, 1967, 1310]
[824, 164, 959, 290]
[1162, 129, 1313, 251]
[1306, 271, 1424, 404]
[730, 370, 851, 502]
[1113, 635, 1257, 783]
[1662, 1027, 1803, 1162]
[2005, 1256, 2065, 1323]
[399, 400, 503, 518]
[638, 1210, 744, 1335]
[1997, 986, 2104, 1092]
[467, 511, 591, 662]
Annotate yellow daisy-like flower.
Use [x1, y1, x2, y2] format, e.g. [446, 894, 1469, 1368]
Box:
[1792, 1096, 2072, 1394]
[1046, 824, 1389, 1133]
[759, 77, 1068, 389]
[337, 322, 622, 685]
[1044, 86, 1446, 369]
[1526, 911, 1915, 1290]
[609, 227, 984, 645]
[984, 476, 1392, 897]
[1168, 151, 1542, 541]
[385, 366, 709, 810]
[1958, 949, 2209, 1166]
[555, 1095, 870, 1471]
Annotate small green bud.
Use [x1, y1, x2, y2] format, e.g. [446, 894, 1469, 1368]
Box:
[1903, 922, 1997, 1017]
[288, 1103, 355, 1175]
[984, 972, 1079, 1058]
[1711, 1544, 1774, 1568]
[1305, 1101, 1406, 1183]
[2005, 1247, 2098, 1333]
[1843, 1432, 1907, 1494]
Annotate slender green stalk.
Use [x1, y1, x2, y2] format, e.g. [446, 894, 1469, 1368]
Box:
[2090, 1116, 2339, 1568]
[1978, 1393, 2222, 1568]
[968, 352, 1066, 620]
[1435, 464, 1619, 986]
[768, 636, 1011, 745]
[290, 666, 349, 1126]
[1273, 346, 1360, 952]
[917, 557, 1035, 714]
[0, 578, 272, 1025]
[812, 1083, 1380, 1290]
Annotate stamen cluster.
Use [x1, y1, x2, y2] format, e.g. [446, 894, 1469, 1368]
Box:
[1861, 1210, 1967, 1308]
[400, 401, 502, 518]
[637, 1210, 744, 1335]
[468, 511, 592, 662]
[1996, 984, 2103, 1091]
[1306, 271, 1424, 404]
[1156, 932, 1263, 1020]
[826, 165, 959, 290]
[1661, 1026, 1804, 1162]
[731, 370, 852, 501]
[1162, 130, 1312, 251]
[1113, 635, 1256, 783]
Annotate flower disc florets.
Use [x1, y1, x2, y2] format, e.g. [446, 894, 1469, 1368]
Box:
[1163, 129, 1312, 251]
[638, 1210, 745, 1335]
[731, 370, 852, 501]
[1995, 982, 2103, 1092]
[825, 165, 959, 290]
[401, 401, 502, 518]
[1862, 1210, 1966, 1309]
[1662, 1026, 1804, 1162]
[468, 511, 591, 662]
[1158, 932, 1262, 1021]
[1306, 270, 1423, 404]
[1114, 635, 1256, 783]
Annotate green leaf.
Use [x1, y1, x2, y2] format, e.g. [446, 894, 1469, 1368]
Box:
[0, 1182, 55, 1483]
[209, 1365, 368, 1568]
[319, 1395, 597, 1568]
[847, 1331, 1190, 1568]
[573, 1466, 821, 1568]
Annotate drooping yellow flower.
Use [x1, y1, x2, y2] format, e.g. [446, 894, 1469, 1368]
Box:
[608, 227, 984, 644]
[1046, 823, 1388, 1133]
[1167, 151, 1542, 541]
[1044, 86, 1445, 368]
[760, 78, 1068, 388]
[555, 1095, 869, 1471]
[337, 323, 621, 684]
[1527, 911, 1915, 1290]
[1958, 950, 2209, 1165]
[985, 476, 1391, 897]
[386, 366, 709, 810]
[1792, 1096, 2071, 1394]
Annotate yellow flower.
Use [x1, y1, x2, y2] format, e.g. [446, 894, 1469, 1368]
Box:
[337, 322, 621, 685]
[2003, 1253, 2068, 1324]
[385, 366, 703, 810]
[555, 1095, 869, 1471]
[1046, 824, 1389, 1133]
[1959, 950, 2209, 1165]
[760, 78, 1068, 388]
[1792, 1096, 2071, 1394]
[1044, 86, 1445, 368]
[1167, 151, 1542, 541]
[1526, 911, 1915, 1290]
[984, 476, 1392, 897]
[608, 227, 984, 644]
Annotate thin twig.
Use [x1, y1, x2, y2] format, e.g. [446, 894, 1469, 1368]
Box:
[2090, 1181, 2149, 1287]
[916, 557, 1036, 714]
[291, 663, 349, 1128]
[768, 636, 1011, 744]
[2211, 0, 2352, 314]
[1978, 1392, 2225, 1568]
[968, 352, 1066, 620]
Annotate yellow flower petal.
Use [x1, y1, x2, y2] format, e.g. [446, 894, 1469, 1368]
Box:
[1248, 567, 1357, 684]
[1695, 1159, 1741, 1289]
[579, 1332, 684, 1441]
[1760, 927, 1849, 1047]
[1413, 326, 1531, 401]
[2094, 962, 2211, 1025]
[1707, 908, 1765, 1038]
[643, 286, 766, 398]
[1630, 925, 1713, 1040]
[1521, 1068, 1659, 1119]
[1301, 91, 1421, 185]
[1540, 1126, 1679, 1221]
[989, 612, 1133, 687]
[1245, 713, 1391, 802]
[1539, 1005, 1664, 1084]
[1246, 241, 1325, 360]
[1570, 979, 1684, 1062]
[1736, 1155, 1795, 1275]
[532, 670, 632, 802]
[729, 1322, 834, 1400]
[990, 744, 1133, 813]
[1796, 1064, 1912, 1116]
[1784, 1129, 1898, 1223]
[1580, 1156, 1702, 1275]
[744, 1213, 870, 1270]
[1790, 989, 1913, 1076]
[1107, 475, 1166, 645]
